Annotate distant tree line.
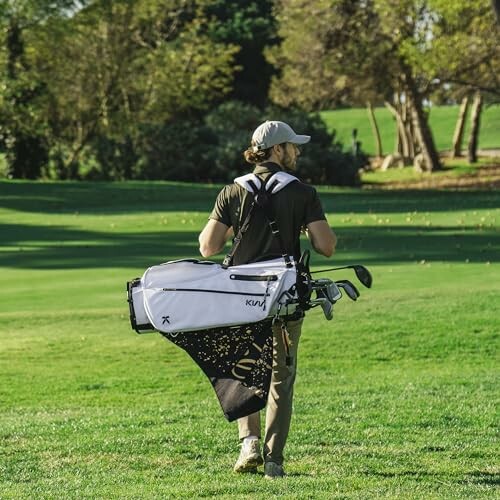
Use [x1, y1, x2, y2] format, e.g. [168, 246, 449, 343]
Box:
[0, 0, 498, 183]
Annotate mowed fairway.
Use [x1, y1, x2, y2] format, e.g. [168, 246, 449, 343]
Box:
[0, 180, 498, 498]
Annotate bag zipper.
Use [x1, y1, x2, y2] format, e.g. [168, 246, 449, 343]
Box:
[230, 274, 278, 281]
[162, 288, 269, 297]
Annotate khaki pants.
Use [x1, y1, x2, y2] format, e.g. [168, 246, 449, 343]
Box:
[237, 318, 303, 466]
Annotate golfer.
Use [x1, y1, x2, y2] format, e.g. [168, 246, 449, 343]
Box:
[198, 120, 336, 478]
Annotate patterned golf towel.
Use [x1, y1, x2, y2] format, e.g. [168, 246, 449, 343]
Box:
[161, 319, 273, 421]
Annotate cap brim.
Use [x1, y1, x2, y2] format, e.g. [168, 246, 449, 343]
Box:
[291, 134, 311, 145]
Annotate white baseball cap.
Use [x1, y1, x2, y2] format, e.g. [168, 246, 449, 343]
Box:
[251, 120, 311, 152]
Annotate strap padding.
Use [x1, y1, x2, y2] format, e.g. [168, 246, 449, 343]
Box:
[234, 171, 297, 194]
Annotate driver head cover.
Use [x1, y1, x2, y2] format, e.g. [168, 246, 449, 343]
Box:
[252, 121, 310, 153]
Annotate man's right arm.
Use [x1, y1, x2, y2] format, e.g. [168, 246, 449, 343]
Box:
[306, 220, 337, 257]
[199, 220, 233, 257]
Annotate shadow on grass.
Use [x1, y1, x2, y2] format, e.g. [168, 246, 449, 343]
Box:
[0, 180, 222, 214]
[463, 470, 500, 486]
[0, 224, 199, 269]
[369, 470, 500, 488]
[1, 181, 499, 215]
[1, 221, 498, 269]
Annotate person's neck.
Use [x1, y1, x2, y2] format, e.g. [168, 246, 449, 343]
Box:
[265, 152, 284, 169]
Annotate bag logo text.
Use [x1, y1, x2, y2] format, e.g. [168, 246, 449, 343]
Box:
[245, 299, 265, 308]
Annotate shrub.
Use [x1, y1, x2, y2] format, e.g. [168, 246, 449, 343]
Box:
[134, 121, 215, 182]
[200, 101, 367, 185]
[203, 101, 263, 181]
[47, 101, 367, 186]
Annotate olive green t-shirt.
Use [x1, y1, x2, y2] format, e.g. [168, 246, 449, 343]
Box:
[209, 162, 327, 265]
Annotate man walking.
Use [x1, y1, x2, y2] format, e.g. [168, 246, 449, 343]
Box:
[198, 120, 336, 478]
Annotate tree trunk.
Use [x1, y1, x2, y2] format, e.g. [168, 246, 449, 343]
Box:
[493, 0, 500, 23]
[398, 100, 411, 158]
[467, 91, 483, 163]
[6, 18, 24, 79]
[385, 99, 411, 163]
[402, 102, 415, 159]
[366, 102, 383, 157]
[404, 73, 442, 171]
[452, 96, 469, 158]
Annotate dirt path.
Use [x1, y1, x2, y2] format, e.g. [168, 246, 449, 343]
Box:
[365, 157, 500, 191]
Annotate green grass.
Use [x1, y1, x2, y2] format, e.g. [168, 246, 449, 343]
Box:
[0, 180, 499, 498]
[321, 104, 500, 156]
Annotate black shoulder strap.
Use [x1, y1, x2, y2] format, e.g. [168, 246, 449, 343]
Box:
[260, 177, 292, 268]
[221, 180, 259, 269]
[221, 177, 293, 269]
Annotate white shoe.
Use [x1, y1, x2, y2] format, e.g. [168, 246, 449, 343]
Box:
[233, 439, 263, 473]
[264, 461, 285, 478]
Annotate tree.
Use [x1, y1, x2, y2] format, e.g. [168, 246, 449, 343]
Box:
[13, 0, 238, 178]
[268, 0, 499, 172]
[200, 0, 277, 107]
[268, 0, 442, 170]
[0, 0, 83, 178]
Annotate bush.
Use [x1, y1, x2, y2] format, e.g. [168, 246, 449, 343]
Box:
[87, 135, 139, 181]
[133, 121, 215, 182]
[46, 101, 367, 186]
[203, 101, 263, 181]
[199, 101, 366, 185]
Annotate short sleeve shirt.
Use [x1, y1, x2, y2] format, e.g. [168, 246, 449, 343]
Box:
[209, 162, 327, 265]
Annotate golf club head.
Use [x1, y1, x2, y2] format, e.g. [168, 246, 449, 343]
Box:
[320, 298, 333, 320]
[314, 278, 342, 303]
[312, 264, 372, 289]
[336, 280, 359, 301]
[353, 265, 372, 288]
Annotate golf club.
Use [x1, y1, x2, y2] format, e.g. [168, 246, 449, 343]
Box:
[314, 278, 342, 302]
[320, 298, 333, 320]
[336, 280, 360, 301]
[311, 265, 372, 289]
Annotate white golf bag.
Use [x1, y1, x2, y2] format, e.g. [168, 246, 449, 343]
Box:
[127, 257, 301, 334]
[127, 171, 343, 335]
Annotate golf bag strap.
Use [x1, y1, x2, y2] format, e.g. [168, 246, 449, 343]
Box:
[221, 176, 293, 269]
[260, 181, 293, 269]
[221, 194, 257, 269]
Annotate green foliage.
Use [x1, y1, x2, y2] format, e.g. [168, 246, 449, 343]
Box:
[133, 120, 213, 182]
[201, 0, 277, 106]
[268, 0, 394, 110]
[1, 0, 497, 180]
[126, 101, 366, 185]
[0, 0, 239, 179]
[0, 0, 88, 178]
[270, 0, 499, 109]
[202, 100, 263, 181]
[0, 17, 48, 178]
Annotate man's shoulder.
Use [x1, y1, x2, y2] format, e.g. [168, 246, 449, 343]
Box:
[221, 173, 317, 199]
[282, 178, 317, 198]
